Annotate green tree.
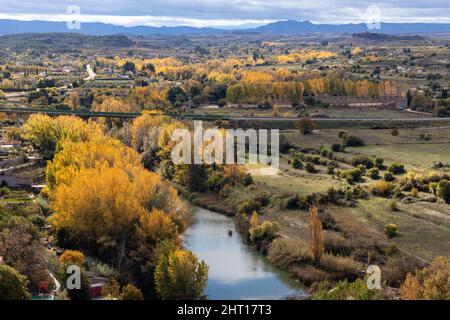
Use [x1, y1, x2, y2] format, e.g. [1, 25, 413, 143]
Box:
[154, 250, 208, 300]
[295, 118, 315, 135]
[436, 180, 450, 204]
[0, 265, 31, 300]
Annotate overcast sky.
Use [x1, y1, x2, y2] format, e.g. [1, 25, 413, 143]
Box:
[0, 0, 449, 28]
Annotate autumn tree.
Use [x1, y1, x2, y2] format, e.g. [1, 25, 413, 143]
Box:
[64, 92, 81, 110]
[309, 206, 324, 266]
[154, 250, 208, 300]
[120, 284, 144, 300]
[399, 273, 422, 300]
[45, 138, 142, 190]
[296, 118, 315, 135]
[400, 256, 449, 300]
[51, 165, 185, 253]
[59, 250, 85, 268]
[23, 115, 103, 160]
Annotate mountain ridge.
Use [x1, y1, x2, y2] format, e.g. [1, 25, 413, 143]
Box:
[2, 19, 450, 36]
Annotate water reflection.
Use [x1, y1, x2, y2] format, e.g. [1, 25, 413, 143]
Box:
[182, 207, 306, 300]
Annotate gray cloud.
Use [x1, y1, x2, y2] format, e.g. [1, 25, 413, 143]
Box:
[0, 0, 449, 27]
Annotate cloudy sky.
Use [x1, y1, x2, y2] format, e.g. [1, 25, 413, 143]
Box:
[0, 0, 449, 28]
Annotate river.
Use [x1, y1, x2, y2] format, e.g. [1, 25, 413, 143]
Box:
[182, 206, 306, 300]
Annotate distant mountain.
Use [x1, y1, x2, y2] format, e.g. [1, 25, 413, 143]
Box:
[2, 19, 450, 36]
[0, 19, 224, 36]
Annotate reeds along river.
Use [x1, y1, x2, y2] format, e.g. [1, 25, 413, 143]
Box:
[182, 207, 306, 300]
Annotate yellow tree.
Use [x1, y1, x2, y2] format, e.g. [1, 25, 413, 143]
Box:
[309, 206, 324, 266]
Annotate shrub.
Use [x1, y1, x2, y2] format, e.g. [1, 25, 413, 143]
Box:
[436, 179, 450, 203]
[400, 256, 450, 300]
[237, 200, 262, 214]
[383, 256, 424, 287]
[374, 157, 385, 169]
[384, 224, 398, 238]
[400, 273, 422, 300]
[291, 157, 303, 169]
[305, 162, 316, 173]
[312, 278, 380, 300]
[352, 155, 374, 169]
[343, 168, 363, 183]
[383, 172, 395, 182]
[267, 238, 311, 267]
[391, 129, 399, 136]
[338, 131, 347, 139]
[320, 254, 362, 278]
[291, 265, 328, 286]
[250, 221, 280, 244]
[327, 165, 335, 175]
[284, 195, 309, 210]
[120, 284, 144, 300]
[371, 181, 394, 197]
[388, 163, 406, 175]
[411, 187, 419, 197]
[331, 143, 342, 152]
[388, 200, 399, 211]
[344, 135, 365, 147]
[323, 233, 352, 256]
[367, 168, 380, 180]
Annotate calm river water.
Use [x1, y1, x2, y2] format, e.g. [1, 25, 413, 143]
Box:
[182, 207, 306, 300]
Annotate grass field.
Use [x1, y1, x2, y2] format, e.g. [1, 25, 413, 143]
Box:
[347, 143, 450, 171]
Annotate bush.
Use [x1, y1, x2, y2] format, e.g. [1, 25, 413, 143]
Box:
[250, 221, 280, 244]
[305, 162, 316, 173]
[312, 278, 380, 300]
[343, 168, 363, 183]
[374, 157, 385, 169]
[327, 165, 335, 175]
[237, 200, 262, 214]
[344, 135, 365, 147]
[384, 224, 398, 238]
[291, 265, 328, 286]
[351, 155, 374, 169]
[367, 168, 380, 180]
[388, 200, 399, 211]
[383, 256, 424, 287]
[338, 131, 347, 139]
[291, 157, 303, 169]
[120, 284, 144, 300]
[371, 181, 394, 197]
[391, 129, 399, 136]
[384, 172, 396, 182]
[436, 179, 450, 203]
[331, 143, 342, 152]
[284, 195, 309, 210]
[388, 163, 406, 175]
[267, 238, 311, 267]
[400, 256, 450, 300]
[320, 254, 362, 279]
